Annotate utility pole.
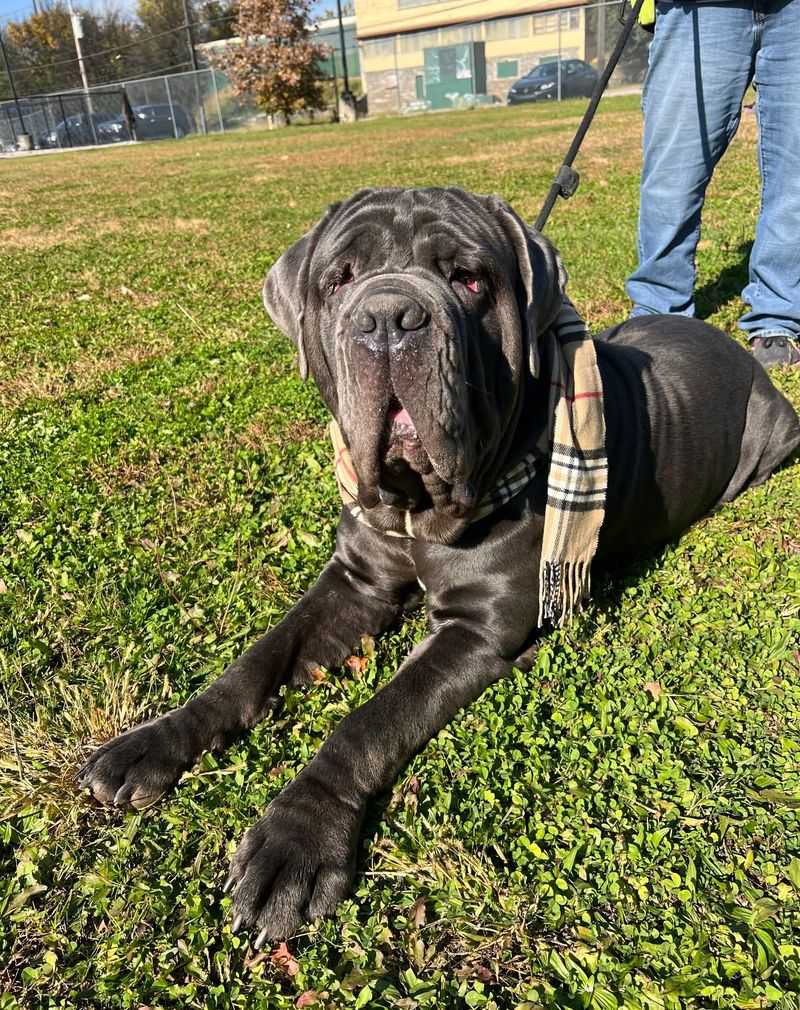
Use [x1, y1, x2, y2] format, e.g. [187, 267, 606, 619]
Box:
[68, 1, 97, 143]
[0, 27, 26, 139]
[181, 0, 207, 134]
[68, 3, 90, 95]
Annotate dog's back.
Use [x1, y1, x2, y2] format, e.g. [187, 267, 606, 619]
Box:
[594, 315, 799, 553]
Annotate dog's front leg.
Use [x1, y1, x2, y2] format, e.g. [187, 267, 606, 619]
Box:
[227, 523, 541, 943]
[79, 512, 416, 809]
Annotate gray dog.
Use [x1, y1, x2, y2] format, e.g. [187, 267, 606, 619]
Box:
[79, 187, 800, 945]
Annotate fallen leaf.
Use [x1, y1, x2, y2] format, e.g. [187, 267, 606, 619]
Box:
[408, 897, 426, 928]
[244, 950, 268, 969]
[345, 655, 368, 676]
[270, 941, 300, 976]
[644, 681, 662, 699]
[296, 992, 319, 1008]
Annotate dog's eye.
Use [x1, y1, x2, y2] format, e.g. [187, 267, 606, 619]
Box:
[451, 270, 481, 294]
[329, 264, 354, 296]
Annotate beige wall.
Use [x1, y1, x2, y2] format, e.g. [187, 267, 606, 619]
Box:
[357, 4, 584, 74]
[355, 0, 582, 39]
[354, 2, 586, 112]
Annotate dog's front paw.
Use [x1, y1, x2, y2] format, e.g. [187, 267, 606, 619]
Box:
[78, 713, 200, 808]
[226, 773, 363, 944]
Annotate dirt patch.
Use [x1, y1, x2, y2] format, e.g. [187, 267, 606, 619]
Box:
[0, 338, 172, 409]
[0, 218, 124, 252]
[171, 217, 210, 235]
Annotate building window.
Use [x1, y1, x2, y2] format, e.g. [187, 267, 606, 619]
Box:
[485, 15, 530, 42]
[533, 10, 581, 33]
[398, 29, 439, 54]
[362, 37, 395, 59]
[496, 59, 519, 79]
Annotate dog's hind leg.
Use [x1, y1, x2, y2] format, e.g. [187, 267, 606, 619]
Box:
[78, 510, 416, 809]
[718, 363, 800, 504]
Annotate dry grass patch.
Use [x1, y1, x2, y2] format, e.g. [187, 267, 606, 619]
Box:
[0, 337, 173, 409]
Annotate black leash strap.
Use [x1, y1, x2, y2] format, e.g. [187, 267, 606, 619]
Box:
[534, 0, 647, 232]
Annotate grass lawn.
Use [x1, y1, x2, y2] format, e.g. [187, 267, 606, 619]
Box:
[1, 97, 799, 1010]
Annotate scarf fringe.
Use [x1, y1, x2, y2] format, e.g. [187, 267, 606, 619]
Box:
[539, 557, 594, 628]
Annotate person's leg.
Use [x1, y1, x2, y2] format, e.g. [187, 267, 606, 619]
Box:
[739, 0, 800, 367]
[626, 3, 755, 318]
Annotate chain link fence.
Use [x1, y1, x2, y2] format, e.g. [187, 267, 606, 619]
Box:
[0, 87, 134, 152]
[1, 0, 651, 151]
[0, 68, 269, 152]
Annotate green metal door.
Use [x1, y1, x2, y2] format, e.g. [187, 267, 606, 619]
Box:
[423, 42, 486, 110]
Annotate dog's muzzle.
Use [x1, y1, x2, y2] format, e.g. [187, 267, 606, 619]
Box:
[334, 274, 475, 527]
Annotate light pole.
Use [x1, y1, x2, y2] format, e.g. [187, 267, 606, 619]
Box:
[0, 27, 27, 140]
[335, 0, 352, 105]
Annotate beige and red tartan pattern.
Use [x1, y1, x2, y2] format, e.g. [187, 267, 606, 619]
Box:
[538, 297, 607, 626]
[329, 295, 607, 626]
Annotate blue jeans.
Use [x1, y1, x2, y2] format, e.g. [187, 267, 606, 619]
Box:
[626, 0, 800, 339]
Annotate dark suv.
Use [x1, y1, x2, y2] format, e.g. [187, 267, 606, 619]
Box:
[507, 59, 598, 104]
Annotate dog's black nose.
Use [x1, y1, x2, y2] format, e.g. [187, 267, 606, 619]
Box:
[355, 292, 429, 345]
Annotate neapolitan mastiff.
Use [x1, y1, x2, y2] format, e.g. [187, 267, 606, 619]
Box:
[79, 188, 800, 945]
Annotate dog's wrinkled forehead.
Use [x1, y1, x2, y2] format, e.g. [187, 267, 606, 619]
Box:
[263, 185, 568, 389]
[311, 187, 515, 280]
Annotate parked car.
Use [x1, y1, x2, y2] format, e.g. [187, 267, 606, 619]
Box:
[507, 59, 599, 104]
[41, 111, 109, 148]
[100, 103, 194, 142]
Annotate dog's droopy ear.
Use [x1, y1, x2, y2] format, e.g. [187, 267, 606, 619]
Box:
[262, 203, 340, 380]
[487, 195, 568, 378]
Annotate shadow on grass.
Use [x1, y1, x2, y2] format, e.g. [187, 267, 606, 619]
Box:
[695, 240, 752, 320]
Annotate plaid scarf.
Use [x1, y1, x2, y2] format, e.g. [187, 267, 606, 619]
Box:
[329, 297, 607, 627]
[537, 297, 607, 626]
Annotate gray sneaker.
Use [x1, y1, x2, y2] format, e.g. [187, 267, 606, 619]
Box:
[749, 331, 800, 368]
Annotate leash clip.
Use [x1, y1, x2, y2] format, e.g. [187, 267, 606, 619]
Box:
[556, 165, 580, 199]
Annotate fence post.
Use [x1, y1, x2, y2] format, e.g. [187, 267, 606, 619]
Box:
[164, 74, 179, 138]
[393, 36, 401, 113]
[58, 94, 73, 148]
[212, 70, 224, 133]
[85, 91, 99, 145]
[195, 70, 207, 135]
[122, 87, 137, 142]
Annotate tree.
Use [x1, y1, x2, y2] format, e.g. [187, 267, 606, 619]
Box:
[136, 0, 192, 75]
[196, 0, 239, 44]
[0, 2, 156, 98]
[4, 5, 81, 95]
[210, 0, 323, 122]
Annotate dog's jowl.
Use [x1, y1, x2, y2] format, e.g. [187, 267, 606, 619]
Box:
[79, 187, 800, 944]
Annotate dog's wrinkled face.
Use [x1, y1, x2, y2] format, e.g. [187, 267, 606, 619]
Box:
[264, 187, 565, 543]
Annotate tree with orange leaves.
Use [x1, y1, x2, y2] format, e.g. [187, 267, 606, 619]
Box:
[210, 0, 324, 124]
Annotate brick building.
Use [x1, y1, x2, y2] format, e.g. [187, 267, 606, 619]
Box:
[355, 0, 586, 114]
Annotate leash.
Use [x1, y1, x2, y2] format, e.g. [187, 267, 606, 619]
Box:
[534, 0, 648, 232]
